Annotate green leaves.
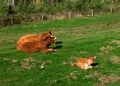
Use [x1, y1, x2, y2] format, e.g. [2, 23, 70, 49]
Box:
[0, 3, 8, 15]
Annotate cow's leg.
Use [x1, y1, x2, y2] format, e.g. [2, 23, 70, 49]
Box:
[46, 48, 58, 53]
[39, 48, 57, 53]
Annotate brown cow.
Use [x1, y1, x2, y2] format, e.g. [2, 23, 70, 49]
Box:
[16, 31, 57, 53]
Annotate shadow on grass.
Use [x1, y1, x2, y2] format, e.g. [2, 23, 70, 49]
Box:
[53, 41, 63, 49]
[90, 63, 100, 67]
[53, 41, 75, 50]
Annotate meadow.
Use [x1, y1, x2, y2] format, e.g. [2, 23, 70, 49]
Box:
[0, 14, 120, 86]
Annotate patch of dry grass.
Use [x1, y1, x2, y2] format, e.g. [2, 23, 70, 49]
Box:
[110, 56, 120, 64]
[111, 40, 120, 48]
[99, 74, 120, 84]
[62, 56, 78, 67]
[100, 45, 114, 53]
[50, 71, 80, 85]
[83, 72, 120, 86]
[3, 57, 53, 70]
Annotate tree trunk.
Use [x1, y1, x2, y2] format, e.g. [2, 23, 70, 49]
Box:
[91, 9, 94, 16]
[68, 11, 72, 18]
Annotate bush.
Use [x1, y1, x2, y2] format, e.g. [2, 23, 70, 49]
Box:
[0, 3, 8, 15]
[15, 1, 36, 14]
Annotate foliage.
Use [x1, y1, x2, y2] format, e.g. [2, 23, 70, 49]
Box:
[0, 3, 8, 15]
[89, 0, 104, 11]
[0, 0, 120, 16]
[15, 1, 36, 13]
[54, 2, 65, 13]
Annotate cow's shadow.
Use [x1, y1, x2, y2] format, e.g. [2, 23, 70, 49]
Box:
[53, 41, 63, 49]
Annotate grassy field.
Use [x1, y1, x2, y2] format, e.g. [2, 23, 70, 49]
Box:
[0, 14, 120, 86]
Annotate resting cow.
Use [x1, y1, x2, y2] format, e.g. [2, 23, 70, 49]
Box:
[16, 31, 57, 53]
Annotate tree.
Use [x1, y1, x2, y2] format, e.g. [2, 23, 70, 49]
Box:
[0, 2, 8, 15]
[89, 0, 104, 16]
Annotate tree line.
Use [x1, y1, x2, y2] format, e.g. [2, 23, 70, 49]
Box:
[0, 0, 120, 26]
[0, 0, 120, 16]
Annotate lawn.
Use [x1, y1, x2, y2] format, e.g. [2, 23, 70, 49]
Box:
[0, 14, 120, 86]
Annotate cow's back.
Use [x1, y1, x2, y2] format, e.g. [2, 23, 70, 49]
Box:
[16, 34, 42, 52]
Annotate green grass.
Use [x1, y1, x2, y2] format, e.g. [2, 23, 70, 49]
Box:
[0, 14, 120, 86]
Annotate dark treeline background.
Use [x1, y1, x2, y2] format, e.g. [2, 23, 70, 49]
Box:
[0, 0, 120, 26]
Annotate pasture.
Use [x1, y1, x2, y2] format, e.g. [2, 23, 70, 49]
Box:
[0, 14, 120, 86]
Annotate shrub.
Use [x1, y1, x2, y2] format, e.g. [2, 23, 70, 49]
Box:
[0, 3, 8, 15]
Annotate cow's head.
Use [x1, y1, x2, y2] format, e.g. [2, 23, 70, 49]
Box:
[41, 31, 56, 45]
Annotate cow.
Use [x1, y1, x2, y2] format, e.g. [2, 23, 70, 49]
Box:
[16, 31, 57, 53]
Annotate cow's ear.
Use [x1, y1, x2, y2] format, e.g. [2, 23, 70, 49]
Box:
[48, 31, 52, 34]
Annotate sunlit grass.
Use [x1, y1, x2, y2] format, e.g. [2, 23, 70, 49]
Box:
[0, 14, 120, 86]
